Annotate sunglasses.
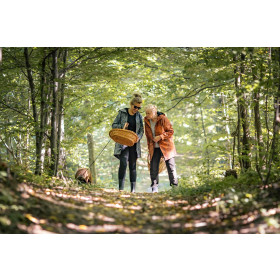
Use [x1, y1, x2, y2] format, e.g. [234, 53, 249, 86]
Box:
[133, 105, 141, 110]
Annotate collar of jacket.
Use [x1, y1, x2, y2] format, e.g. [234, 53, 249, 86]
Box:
[119, 108, 140, 115]
[144, 113, 165, 128]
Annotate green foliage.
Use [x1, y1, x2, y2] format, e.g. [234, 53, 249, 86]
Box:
[171, 168, 262, 202]
[1, 47, 280, 187]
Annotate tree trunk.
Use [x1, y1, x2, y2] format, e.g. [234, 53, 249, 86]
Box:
[232, 135, 236, 170]
[24, 47, 43, 175]
[221, 93, 232, 168]
[43, 79, 52, 173]
[250, 48, 265, 181]
[56, 49, 67, 174]
[234, 50, 251, 171]
[240, 51, 251, 170]
[200, 107, 210, 176]
[234, 53, 243, 170]
[0, 47, 2, 66]
[32, 49, 50, 175]
[265, 47, 280, 184]
[24, 97, 31, 169]
[265, 48, 272, 167]
[50, 48, 59, 176]
[87, 133, 97, 184]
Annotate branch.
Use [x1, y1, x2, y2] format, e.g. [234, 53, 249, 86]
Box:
[60, 47, 103, 73]
[134, 61, 190, 80]
[166, 80, 234, 112]
[0, 100, 33, 119]
[0, 135, 17, 161]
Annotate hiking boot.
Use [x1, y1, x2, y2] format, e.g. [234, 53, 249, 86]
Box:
[131, 182, 136, 193]
[119, 179, 125, 191]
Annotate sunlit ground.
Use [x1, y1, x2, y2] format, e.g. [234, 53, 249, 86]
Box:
[1, 175, 280, 234]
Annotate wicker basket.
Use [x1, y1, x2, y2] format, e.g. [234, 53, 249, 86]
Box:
[147, 154, 166, 174]
[109, 126, 139, 147]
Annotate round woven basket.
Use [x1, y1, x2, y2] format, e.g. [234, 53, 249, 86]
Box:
[147, 154, 166, 174]
[109, 128, 139, 147]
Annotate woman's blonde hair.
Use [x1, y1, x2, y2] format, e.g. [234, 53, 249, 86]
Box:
[130, 93, 142, 105]
[145, 104, 157, 112]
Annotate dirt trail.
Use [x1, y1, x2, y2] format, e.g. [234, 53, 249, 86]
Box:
[1, 179, 280, 234]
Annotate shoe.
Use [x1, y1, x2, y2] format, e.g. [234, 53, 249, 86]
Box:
[119, 179, 125, 191]
[131, 182, 136, 193]
[152, 186, 158, 193]
[151, 180, 158, 193]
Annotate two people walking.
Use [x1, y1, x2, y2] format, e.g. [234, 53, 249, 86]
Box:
[112, 94, 178, 193]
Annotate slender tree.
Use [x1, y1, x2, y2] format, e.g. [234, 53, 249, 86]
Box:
[87, 133, 97, 184]
[50, 48, 59, 175]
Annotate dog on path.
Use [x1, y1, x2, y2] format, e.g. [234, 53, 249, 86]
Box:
[75, 168, 93, 184]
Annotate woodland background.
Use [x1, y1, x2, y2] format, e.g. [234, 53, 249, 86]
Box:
[1, 1, 280, 279]
[1, 47, 280, 190]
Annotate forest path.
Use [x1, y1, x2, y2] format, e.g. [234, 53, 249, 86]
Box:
[2, 178, 280, 234]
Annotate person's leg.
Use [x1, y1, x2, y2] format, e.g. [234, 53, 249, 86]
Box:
[118, 148, 129, 190]
[128, 145, 137, 192]
[150, 148, 161, 192]
[165, 157, 178, 186]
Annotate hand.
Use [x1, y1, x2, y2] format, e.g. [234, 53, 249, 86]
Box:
[153, 136, 161, 143]
[123, 122, 129, 129]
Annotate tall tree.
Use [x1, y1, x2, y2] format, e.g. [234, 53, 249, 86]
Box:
[50, 48, 59, 176]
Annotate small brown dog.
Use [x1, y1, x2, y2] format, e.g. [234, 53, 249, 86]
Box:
[75, 168, 93, 184]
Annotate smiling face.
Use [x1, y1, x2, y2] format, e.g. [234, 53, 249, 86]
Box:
[130, 102, 142, 115]
[145, 108, 157, 120]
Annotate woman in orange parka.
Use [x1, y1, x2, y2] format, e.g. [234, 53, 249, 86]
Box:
[144, 104, 178, 193]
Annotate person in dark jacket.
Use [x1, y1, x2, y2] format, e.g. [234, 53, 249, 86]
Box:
[112, 93, 144, 192]
[144, 104, 178, 193]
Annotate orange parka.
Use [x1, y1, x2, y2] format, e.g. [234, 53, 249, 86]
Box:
[144, 112, 177, 161]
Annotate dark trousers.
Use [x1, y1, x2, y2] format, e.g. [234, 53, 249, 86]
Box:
[118, 145, 137, 190]
[150, 148, 178, 187]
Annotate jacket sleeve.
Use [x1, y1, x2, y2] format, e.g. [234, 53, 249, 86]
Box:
[112, 111, 123, 129]
[160, 116, 174, 140]
[145, 123, 153, 144]
[137, 114, 144, 140]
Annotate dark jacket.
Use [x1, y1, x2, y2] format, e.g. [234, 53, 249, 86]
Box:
[112, 108, 144, 159]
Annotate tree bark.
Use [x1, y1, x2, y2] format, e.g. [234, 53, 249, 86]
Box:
[24, 97, 31, 169]
[264, 48, 272, 167]
[234, 53, 243, 170]
[250, 48, 265, 181]
[221, 93, 232, 168]
[0, 47, 2, 66]
[50, 48, 59, 176]
[24, 47, 43, 174]
[56, 49, 68, 174]
[265, 47, 280, 184]
[234, 50, 251, 171]
[240, 51, 251, 170]
[200, 107, 210, 175]
[87, 133, 97, 184]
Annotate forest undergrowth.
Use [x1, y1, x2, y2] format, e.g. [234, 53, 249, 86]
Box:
[1, 163, 280, 234]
